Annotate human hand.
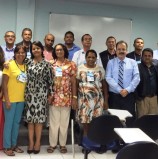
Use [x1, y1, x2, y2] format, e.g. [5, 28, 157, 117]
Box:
[120, 89, 128, 97]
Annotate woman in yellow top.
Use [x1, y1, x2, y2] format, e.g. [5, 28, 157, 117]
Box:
[2, 45, 27, 156]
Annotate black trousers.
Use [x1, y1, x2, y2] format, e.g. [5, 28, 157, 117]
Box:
[108, 92, 136, 117]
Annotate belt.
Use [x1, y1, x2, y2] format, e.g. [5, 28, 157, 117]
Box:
[146, 94, 156, 98]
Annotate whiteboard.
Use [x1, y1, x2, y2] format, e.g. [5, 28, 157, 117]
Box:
[49, 13, 132, 53]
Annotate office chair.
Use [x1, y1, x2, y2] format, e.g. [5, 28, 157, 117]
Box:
[80, 115, 123, 159]
[116, 141, 158, 159]
[133, 114, 158, 140]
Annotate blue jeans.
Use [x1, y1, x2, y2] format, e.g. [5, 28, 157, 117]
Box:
[3, 102, 24, 148]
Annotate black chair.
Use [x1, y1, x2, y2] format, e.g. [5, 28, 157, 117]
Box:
[116, 141, 158, 159]
[133, 114, 158, 140]
[80, 115, 124, 159]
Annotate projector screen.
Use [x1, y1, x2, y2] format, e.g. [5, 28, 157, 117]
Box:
[49, 13, 132, 53]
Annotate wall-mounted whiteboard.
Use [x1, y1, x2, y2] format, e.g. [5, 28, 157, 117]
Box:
[49, 13, 132, 53]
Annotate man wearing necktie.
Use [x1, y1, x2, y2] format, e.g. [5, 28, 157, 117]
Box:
[106, 40, 140, 116]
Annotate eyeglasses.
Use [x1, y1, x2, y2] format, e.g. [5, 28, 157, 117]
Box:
[5, 35, 15, 38]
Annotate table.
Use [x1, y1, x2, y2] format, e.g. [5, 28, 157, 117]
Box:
[114, 128, 156, 144]
[108, 109, 132, 121]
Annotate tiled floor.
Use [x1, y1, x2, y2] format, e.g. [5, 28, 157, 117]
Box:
[0, 145, 117, 159]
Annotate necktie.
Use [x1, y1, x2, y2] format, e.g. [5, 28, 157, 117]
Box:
[118, 61, 124, 89]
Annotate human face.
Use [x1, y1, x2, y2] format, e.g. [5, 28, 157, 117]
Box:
[44, 35, 55, 47]
[116, 43, 127, 60]
[32, 44, 42, 58]
[4, 32, 16, 45]
[142, 51, 153, 65]
[134, 39, 144, 51]
[82, 35, 92, 48]
[86, 52, 97, 67]
[15, 48, 26, 63]
[22, 30, 32, 42]
[106, 38, 116, 51]
[55, 45, 65, 59]
[64, 33, 74, 45]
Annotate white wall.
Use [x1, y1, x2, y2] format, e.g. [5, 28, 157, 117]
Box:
[0, 0, 158, 51]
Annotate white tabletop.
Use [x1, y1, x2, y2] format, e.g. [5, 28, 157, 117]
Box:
[107, 109, 132, 121]
[114, 128, 156, 144]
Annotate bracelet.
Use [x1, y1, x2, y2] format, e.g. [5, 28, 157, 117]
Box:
[73, 95, 77, 99]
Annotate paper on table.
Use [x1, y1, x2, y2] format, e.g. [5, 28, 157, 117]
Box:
[114, 128, 156, 144]
[108, 109, 132, 121]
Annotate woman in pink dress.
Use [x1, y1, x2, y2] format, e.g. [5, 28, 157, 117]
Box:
[0, 46, 5, 150]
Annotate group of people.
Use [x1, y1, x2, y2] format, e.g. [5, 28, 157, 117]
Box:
[0, 27, 158, 156]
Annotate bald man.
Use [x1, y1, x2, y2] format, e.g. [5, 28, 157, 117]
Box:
[43, 33, 55, 61]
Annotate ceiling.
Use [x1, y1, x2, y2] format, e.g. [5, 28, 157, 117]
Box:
[68, 0, 158, 9]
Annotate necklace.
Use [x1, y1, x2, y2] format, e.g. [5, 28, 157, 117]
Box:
[15, 60, 26, 73]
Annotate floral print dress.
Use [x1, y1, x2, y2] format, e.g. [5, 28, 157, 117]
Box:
[77, 64, 105, 123]
[51, 59, 77, 107]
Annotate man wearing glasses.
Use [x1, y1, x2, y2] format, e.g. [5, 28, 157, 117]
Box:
[1, 31, 16, 61]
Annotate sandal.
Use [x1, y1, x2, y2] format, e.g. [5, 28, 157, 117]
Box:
[4, 148, 15, 156]
[60, 146, 67, 153]
[12, 146, 24, 153]
[47, 146, 57, 153]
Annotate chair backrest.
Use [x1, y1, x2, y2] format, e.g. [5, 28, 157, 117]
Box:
[87, 115, 123, 145]
[133, 115, 158, 140]
[116, 141, 158, 159]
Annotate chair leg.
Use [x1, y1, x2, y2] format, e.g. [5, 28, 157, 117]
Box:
[84, 149, 89, 159]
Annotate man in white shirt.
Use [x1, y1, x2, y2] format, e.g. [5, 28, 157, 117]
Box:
[1, 31, 16, 61]
[72, 34, 102, 67]
[153, 44, 158, 59]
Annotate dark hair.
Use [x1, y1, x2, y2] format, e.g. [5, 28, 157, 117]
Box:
[142, 48, 153, 57]
[22, 28, 32, 36]
[81, 34, 92, 42]
[64, 31, 74, 38]
[133, 37, 144, 45]
[0, 46, 5, 70]
[30, 41, 44, 59]
[53, 43, 69, 59]
[85, 49, 97, 58]
[106, 36, 116, 43]
[116, 40, 128, 49]
[13, 45, 27, 61]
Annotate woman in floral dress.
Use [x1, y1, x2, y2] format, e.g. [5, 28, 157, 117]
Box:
[77, 49, 108, 136]
[47, 43, 77, 154]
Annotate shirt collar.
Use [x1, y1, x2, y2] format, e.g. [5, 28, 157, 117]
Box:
[117, 57, 127, 64]
[5, 45, 15, 52]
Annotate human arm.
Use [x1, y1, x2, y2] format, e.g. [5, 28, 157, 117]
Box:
[105, 60, 122, 93]
[46, 62, 54, 104]
[102, 79, 109, 110]
[2, 74, 11, 109]
[124, 61, 140, 93]
[71, 62, 78, 110]
[72, 51, 79, 66]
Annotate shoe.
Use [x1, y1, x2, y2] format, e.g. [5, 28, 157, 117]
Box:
[12, 146, 24, 153]
[34, 150, 40, 154]
[27, 149, 34, 154]
[60, 146, 67, 153]
[4, 148, 15, 156]
[47, 146, 57, 153]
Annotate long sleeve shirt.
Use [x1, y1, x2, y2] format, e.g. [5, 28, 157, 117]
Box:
[106, 57, 140, 94]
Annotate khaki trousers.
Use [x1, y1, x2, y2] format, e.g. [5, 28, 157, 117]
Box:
[49, 106, 71, 147]
[136, 95, 158, 118]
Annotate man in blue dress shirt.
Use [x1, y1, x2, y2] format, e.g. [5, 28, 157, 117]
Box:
[64, 31, 80, 60]
[106, 40, 140, 116]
